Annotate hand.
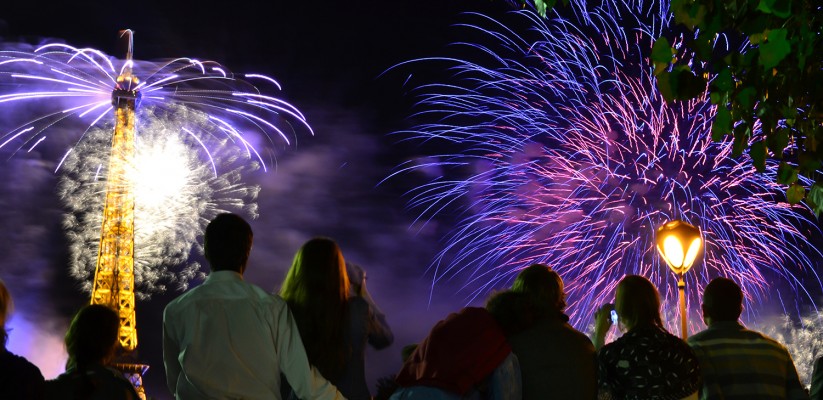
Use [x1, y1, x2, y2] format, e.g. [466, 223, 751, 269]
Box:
[592, 303, 614, 351]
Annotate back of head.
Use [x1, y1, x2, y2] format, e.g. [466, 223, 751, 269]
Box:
[280, 237, 350, 305]
[204, 213, 253, 273]
[511, 264, 564, 316]
[65, 304, 120, 369]
[485, 290, 534, 336]
[0, 279, 12, 346]
[279, 237, 350, 380]
[703, 277, 743, 322]
[616, 275, 663, 330]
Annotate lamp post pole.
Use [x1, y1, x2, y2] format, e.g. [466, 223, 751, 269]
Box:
[677, 272, 687, 339]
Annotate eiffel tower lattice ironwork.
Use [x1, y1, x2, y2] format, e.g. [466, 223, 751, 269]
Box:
[88, 30, 148, 400]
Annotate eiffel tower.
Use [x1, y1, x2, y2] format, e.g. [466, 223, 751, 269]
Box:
[88, 30, 148, 400]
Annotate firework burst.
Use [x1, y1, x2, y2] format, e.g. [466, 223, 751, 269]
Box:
[58, 105, 259, 296]
[0, 35, 309, 294]
[0, 37, 310, 168]
[390, 0, 822, 328]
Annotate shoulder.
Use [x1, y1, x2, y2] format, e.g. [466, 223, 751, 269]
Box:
[0, 350, 43, 379]
[746, 329, 793, 354]
[163, 284, 203, 314]
[0, 350, 33, 368]
[687, 328, 712, 346]
[556, 322, 596, 350]
[92, 367, 140, 399]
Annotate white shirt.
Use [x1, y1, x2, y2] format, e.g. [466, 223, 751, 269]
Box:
[163, 270, 346, 400]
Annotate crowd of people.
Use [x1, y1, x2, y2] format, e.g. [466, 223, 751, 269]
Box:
[1, 212, 823, 400]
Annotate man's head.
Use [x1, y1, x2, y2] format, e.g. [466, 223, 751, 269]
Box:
[511, 264, 566, 314]
[701, 277, 743, 325]
[204, 213, 253, 274]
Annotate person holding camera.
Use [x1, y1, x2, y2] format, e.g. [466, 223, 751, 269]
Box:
[593, 275, 700, 400]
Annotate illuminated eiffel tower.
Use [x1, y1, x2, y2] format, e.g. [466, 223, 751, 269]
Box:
[88, 30, 148, 399]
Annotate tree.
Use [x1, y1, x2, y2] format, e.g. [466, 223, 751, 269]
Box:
[653, 0, 823, 213]
[517, 0, 823, 214]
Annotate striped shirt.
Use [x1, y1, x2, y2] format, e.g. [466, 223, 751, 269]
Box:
[687, 321, 807, 400]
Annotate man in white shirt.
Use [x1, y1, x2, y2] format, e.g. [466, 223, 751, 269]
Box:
[163, 213, 346, 400]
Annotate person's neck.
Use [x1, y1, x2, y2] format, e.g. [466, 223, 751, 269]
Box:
[708, 319, 739, 327]
[212, 268, 243, 276]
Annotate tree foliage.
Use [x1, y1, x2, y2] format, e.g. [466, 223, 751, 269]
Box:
[517, 0, 823, 214]
[654, 0, 823, 214]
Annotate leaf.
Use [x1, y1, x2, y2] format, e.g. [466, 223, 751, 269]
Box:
[777, 162, 799, 185]
[768, 129, 789, 158]
[673, 0, 706, 28]
[809, 184, 823, 216]
[534, 0, 550, 17]
[758, 0, 792, 18]
[741, 15, 773, 36]
[658, 66, 706, 102]
[657, 71, 676, 102]
[750, 141, 766, 172]
[713, 68, 733, 92]
[693, 31, 714, 59]
[651, 38, 674, 64]
[732, 122, 750, 157]
[759, 29, 791, 70]
[750, 33, 765, 45]
[677, 69, 707, 99]
[798, 152, 821, 175]
[757, 0, 777, 14]
[712, 107, 731, 140]
[736, 87, 757, 110]
[787, 183, 805, 204]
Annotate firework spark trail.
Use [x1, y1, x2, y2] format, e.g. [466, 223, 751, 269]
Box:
[0, 39, 309, 295]
[0, 41, 312, 170]
[755, 312, 823, 387]
[390, 0, 823, 328]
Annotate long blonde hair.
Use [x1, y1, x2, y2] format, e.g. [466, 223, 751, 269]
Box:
[615, 275, 664, 331]
[279, 237, 350, 381]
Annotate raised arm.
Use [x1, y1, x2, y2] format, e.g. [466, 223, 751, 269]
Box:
[359, 277, 393, 349]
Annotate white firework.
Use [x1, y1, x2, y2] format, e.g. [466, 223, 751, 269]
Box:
[58, 105, 260, 297]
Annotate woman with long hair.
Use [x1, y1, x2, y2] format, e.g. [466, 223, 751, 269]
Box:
[279, 237, 393, 400]
[45, 304, 138, 400]
[593, 275, 700, 400]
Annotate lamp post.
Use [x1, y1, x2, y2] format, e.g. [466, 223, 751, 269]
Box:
[656, 219, 702, 339]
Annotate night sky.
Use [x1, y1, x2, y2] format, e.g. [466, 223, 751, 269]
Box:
[0, 1, 516, 398]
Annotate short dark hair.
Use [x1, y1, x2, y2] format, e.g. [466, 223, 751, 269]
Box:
[204, 213, 253, 272]
[703, 277, 743, 321]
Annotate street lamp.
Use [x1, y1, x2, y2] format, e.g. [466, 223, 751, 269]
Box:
[656, 219, 702, 339]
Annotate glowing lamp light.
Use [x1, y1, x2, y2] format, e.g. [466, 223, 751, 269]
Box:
[656, 220, 702, 274]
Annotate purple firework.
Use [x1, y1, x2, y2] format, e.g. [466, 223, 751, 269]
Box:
[0, 33, 311, 169]
[0, 32, 310, 294]
[391, 0, 822, 328]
